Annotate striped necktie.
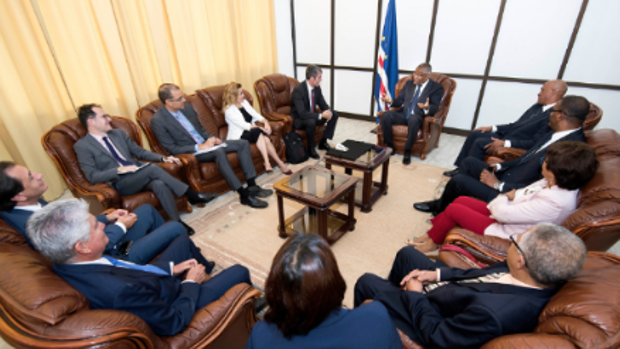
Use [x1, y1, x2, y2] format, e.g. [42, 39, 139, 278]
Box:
[423, 272, 507, 293]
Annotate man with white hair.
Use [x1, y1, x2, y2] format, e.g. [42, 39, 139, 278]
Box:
[27, 199, 252, 336]
[354, 223, 587, 348]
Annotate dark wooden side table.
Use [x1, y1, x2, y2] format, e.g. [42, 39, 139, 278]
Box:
[324, 145, 391, 213]
[274, 165, 357, 245]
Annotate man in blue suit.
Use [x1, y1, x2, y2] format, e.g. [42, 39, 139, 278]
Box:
[443, 80, 568, 177]
[414, 95, 589, 215]
[0, 162, 189, 264]
[26, 199, 251, 337]
[354, 223, 587, 348]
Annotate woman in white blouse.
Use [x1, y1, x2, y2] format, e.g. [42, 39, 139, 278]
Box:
[409, 141, 598, 256]
[223, 82, 292, 175]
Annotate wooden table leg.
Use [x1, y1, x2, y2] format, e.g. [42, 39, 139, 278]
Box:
[361, 169, 372, 213]
[277, 194, 287, 239]
[348, 188, 356, 230]
[381, 158, 389, 195]
[318, 208, 328, 242]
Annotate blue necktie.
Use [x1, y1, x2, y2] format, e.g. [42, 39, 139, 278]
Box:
[517, 133, 553, 165]
[102, 137, 133, 166]
[406, 86, 422, 120]
[103, 256, 169, 275]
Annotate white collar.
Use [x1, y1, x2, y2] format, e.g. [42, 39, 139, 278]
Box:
[542, 103, 556, 112]
[13, 203, 43, 212]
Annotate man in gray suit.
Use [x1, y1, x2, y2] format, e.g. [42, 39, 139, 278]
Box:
[150, 84, 271, 209]
[74, 104, 216, 234]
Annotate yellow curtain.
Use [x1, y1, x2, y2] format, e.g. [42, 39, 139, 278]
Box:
[0, 0, 277, 200]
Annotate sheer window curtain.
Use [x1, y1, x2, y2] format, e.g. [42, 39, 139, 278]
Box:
[0, 0, 278, 200]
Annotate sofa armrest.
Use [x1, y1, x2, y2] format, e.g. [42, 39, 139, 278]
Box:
[493, 147, 527, 161]
[268, 121, 285, 139]
[481, 333, 576, 348]
[152, 161, 184, 181]
[165, 283, 261, 349]
[71, 182, 122, 210]
[444, 228, 510, 265]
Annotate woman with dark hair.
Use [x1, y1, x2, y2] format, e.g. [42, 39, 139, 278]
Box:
[223, 82, 292, 175]
[410, 141, 598, 256]
[246, 233, 402, 349]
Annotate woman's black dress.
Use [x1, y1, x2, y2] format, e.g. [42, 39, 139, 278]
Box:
[239, 107, 268, 143]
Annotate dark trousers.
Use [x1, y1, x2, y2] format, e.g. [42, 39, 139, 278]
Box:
[453, 131, 500, 166]
[114, 164, 188, 221]
[381, 111, 423, 151]
[196, 139, 256, 191]
[354, 246, 447, 307]
[294, 111, 339, 149]
[437, 157, 501, 212]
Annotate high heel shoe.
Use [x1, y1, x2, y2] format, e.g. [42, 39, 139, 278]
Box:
[264, 163, 273, 173]
[282, 169, 293, 175]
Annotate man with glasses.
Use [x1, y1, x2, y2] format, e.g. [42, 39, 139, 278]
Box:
[443, 80, 568, 177]
[74, 104, 216, 234]
[354, 222, 587, 348]
[150, 84, 271, 209]
[414, 95, 588, 215]
[380, 63, 443, 165]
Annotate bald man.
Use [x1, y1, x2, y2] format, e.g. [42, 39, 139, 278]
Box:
[444, 80, 568, 177]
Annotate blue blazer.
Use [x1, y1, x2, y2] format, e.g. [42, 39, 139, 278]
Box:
[390, 79, 443, 117]
[1, 199, 126, 253]
[53, 255, 200, 336]
[376, 262, 558, 349]
[246, 302, 403, 349]
[495, 104, 553, 150]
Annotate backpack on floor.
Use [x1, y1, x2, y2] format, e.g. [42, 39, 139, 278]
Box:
[283, 132, 308, 164]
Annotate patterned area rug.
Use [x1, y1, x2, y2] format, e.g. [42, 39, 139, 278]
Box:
[188, 156, 449, 308]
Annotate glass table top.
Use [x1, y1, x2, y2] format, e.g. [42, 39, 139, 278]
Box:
[281, 168, 351, 199]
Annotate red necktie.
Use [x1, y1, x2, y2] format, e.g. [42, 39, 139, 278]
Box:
[311, 89, 315, 112]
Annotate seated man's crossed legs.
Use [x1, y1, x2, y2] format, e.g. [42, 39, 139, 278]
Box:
[294, 111, 339, 159]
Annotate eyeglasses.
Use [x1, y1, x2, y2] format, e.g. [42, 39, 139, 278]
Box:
[550, 109, 564, 115]
[169, 95, 185, 102]
[509, 235, 528, 267]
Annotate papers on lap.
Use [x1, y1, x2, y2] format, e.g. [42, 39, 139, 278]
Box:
[118, 163, 150, 174]
[194, 142, 227, 155]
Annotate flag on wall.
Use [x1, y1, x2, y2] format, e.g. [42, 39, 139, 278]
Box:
[374, 0, 399, 123]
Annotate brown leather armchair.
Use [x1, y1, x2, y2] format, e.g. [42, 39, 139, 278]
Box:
[0, 218, 260, 349]
[444, 128, 620, 263]
[491, 102, 603, 162]
[136, 87, 285, 195]
[254, 73, 325, 149]
[41, 117, 191, 219]
[376, 73, 456, 160]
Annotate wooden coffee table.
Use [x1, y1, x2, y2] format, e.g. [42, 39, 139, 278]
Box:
[325, 145, 391, 213]
[274, 165, 357, 245]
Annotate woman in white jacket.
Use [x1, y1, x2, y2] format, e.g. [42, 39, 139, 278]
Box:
[223, 83, 292, 175]
[409, 141, 598, 256]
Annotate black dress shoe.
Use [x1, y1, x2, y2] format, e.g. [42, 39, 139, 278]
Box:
[413, 200, 440, 214]
[206, 261, 216, 274]
[248, 185, 273, 198]
[240, 195, 268, 208]
[308, 148, 320, 159]
[180, 221, 196, 236]
[254, 297, 268, 313]
[403, 150, 412, 165]
[443, 168, 459, 177]
[188, 192, 217, 205]
[318, 140, 332, 151]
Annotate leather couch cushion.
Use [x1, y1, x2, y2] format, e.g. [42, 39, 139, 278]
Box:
[578, 156, 620, 206]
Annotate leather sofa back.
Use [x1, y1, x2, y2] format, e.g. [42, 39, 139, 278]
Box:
[195, 86, 255, 141]
[253, 74, 299, 116]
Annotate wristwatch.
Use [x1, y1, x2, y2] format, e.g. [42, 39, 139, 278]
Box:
[493, 181, 503, 191]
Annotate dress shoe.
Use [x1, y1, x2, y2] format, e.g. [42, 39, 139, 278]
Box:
[318, 140, 332, 151]
[206, 261, 216, 274]
[248, 185, 273, 198]
[403, 150, 412, 165]
[180, 221, 196, 236]
[308, 148, 320, 159]
[282, 169, 293, 175]
[240, 195, 268, 208]
[443, 168, 459, 177]
[188, 192, 217, 205]
[413, 200, 440, 214]
[254, 297, 268, 313]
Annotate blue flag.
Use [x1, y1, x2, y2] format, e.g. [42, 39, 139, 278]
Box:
[374, 0, 399, 123]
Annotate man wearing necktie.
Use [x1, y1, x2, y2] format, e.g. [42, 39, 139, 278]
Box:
[74, 104, 216, 234]
[290, 65, 339, 159]
[443, 80, 568, 177]
[414, 95, 589, 216]
[354, 223, 587, 348]
[27, 199, 253, 337]
[380, 63, 444, 165]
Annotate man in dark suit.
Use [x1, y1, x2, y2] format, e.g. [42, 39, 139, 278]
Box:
[354, 223, 587, 348]
[150, 84, 270, 209]
[414, 95, 589, 215]
[27, 198, 252, 337]
[380, 63, 443, 165]
[0, 161, 190, 264]
[290, 64, 339, 159]
[73, 104, 215, 231]
[444, 80, 568, 177]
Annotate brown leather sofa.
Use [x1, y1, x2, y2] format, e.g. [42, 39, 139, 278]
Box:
[136, 87, 285, 195]
[41, 116, 191, 219]
[0, 218, 260, 349]
[445, 128, 620, 264]
[491, 102, 603, 161]
[376, 73, 457, 159]
[253, 73, 325, 149]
